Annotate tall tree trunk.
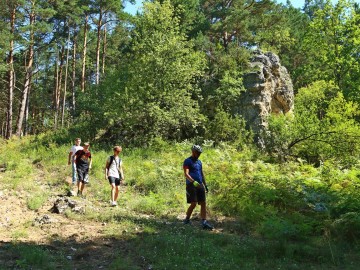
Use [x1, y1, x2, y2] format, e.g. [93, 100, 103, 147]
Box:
[53, 51, 59, 129]
[81, 15, 88, 92]
[61, 28, 71, 127]
[56, 45, 65, 129]
[16, 2, 35, 137]
[72, 29, 77, 115]
[102, 14, 107, 75]
[95, 9, 103, 84]
[24, 85, 31, 135]
[6, 6, 16, 139]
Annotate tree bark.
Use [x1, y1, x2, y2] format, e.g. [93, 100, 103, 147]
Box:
[102, 14, 107, 75]
[6, 6, 16, 139]
[95, 8, 103, 84]
[55, 45, 65, 129]
[81, 15, 88, 92]
[72, 28, 77, 115]
[61, 27, 71, 127]
[53, 51, 59, 129]
[24, 85, 31, 135]
[16, 1, 35, 137]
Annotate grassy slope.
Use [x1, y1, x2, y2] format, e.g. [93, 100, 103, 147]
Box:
[0, 135, 359, 269]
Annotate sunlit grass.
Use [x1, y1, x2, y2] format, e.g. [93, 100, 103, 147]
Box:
[26, 191, 49, 210]
[1, 136, 360, 269]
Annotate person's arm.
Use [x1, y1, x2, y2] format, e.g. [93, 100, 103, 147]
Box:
[89, 157, 92, 169]
[201, 167, 208, 192]
[68, 152, 73, 165]
[105, 159, 109, 180]
[73, 151, 78, 164]
[201, 170, 206, 186]
[119, 161, 124, 181]
[184, 167, 196, 183]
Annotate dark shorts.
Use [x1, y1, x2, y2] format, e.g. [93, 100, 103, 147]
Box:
[186, 183, 206, 204]
[108, 176, 121, 186]
[77, 169, 88, 183]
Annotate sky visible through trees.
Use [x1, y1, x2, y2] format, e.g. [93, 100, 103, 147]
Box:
[124, 0, 354, 14]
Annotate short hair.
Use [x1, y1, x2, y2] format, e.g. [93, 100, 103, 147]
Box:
[113, 145, 122, 151]
[75, 138, 81, 141]
[84, 142, 90, 146]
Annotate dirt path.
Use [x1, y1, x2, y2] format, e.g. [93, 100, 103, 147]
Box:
[0, 177, 139, 269]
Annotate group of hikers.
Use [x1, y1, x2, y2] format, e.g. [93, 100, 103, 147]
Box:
[68, 138, 213, 230]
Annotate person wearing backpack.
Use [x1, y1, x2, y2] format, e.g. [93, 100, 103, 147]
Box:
[183, 145, 213, 230]
[105, 146, 124, 206]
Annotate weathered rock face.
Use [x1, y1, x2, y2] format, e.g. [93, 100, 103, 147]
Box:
[239, 51, 294, 145]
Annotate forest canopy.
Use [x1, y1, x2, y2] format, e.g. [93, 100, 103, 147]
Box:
[1, 0, 360, 163]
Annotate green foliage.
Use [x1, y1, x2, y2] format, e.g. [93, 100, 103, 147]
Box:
[10, 245, 68, 270]
[332, 212, 360, 241]
[265, 80, 360, 164]
[200, 42, 250, 119]
[301, 0, 360, 100]
[1, 135, 360, 268]
[27, 192, 48, 211]
[205, 109, 252, 147]
[76, 0, 206, 145]
[108, 257, 142, 270]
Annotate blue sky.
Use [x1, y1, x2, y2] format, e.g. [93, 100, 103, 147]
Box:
[124, 0, 359, 15]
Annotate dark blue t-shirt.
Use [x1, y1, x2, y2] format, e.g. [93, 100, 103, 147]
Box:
[183, 156, 203, 185]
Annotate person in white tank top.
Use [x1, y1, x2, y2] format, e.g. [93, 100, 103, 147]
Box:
[105, 145, 124, 206]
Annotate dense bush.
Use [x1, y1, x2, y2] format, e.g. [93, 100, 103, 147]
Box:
[1, 136, 360, 247]
[265, 80, 360, 165]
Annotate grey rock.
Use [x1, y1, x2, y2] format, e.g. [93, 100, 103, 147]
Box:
[67, 190, 77, 197]
[240, 51, 294, 147]
[34, 214, 57, 226]
[51, 197, 85, 214]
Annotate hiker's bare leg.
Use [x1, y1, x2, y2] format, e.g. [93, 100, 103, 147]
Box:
[186, 202, 197, 219]
[114, 186, 119, 202]
[199, 201, 206, 220]
[80, 182, 85, 193]
[111, 184, 116, 202]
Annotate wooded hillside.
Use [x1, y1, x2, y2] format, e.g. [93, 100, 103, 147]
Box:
[1, 0, 359, 161]
[1, 1, 360, 268]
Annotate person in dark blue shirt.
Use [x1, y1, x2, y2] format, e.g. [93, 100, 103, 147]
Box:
[183, 145, 213, 230]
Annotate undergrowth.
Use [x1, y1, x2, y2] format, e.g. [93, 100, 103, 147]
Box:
[0, 135, 360, 269]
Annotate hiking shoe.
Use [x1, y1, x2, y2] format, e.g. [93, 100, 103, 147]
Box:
[202, 221, 214, 230]
[110, 201, 117, 207]
[183, 219, 191, 225]
[77, 190, 81, 196]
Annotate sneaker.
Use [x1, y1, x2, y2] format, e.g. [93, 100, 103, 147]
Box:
[183, 219, 191, 225]
[110, 201, 117, 207]
[202, 221, 214, 230]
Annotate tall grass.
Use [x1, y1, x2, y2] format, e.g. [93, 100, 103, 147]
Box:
[1, 136, 360, 268]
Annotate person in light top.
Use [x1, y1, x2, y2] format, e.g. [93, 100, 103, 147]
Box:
[68, 138, 83, 185]
[105, 146, 124, 206]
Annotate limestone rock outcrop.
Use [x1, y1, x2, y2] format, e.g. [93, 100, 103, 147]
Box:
[239, 51, 294, 145]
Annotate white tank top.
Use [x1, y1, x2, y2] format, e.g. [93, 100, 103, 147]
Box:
[107, 156, 122, 178]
